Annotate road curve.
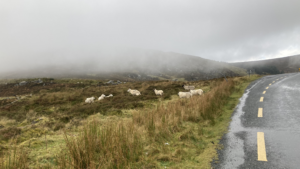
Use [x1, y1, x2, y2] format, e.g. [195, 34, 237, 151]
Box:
[212, 73, 300, 169]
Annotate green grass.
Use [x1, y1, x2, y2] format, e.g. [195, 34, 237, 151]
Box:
[55, 75, 260, 169]
[0, 75, 261, 169]
[189, 74, 260, 168]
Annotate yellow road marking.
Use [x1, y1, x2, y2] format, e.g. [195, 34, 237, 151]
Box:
[277, 79, 279, 80]
[269, 83, 272, 86]
[266, 87, 269, 89]
[263, 91, 266, 94]
[258, 108, 263, 117]
[260, 97, 264, 102]
[257, 132, 267, 161]
[273, 81, 275, 83]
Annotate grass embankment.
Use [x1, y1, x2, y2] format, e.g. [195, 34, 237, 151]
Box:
[0, 75, 260, 168]
[0, 79, 208, 168]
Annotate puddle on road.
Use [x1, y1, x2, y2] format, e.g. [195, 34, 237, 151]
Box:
[222, 81, 259, 169]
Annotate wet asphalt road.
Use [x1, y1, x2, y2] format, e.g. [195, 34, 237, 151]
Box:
[212, 73, 300, 169]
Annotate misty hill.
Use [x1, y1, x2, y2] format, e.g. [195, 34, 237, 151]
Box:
[0, 49, 247, 81]
[231, 54, 300, 75]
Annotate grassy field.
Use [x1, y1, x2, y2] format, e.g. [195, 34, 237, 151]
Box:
[0, 75, 261, 168]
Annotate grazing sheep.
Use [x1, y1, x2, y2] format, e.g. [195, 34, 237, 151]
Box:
[106, 94, 113, 97]
[178, 92, 192, 98]
[190, 89, 203, 96]
[154, 89, 163, 96]
[182, 85, 195, 90]
[127, 89, 141, 96]
[19, 81, 27, 86]
[85, 97, 95, 104]
[98, 94, 106, 101]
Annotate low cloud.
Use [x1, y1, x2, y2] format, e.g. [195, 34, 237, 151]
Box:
[1, 0, 300, 72]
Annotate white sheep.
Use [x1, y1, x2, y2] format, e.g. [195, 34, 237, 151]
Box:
[178, 92, 192, 98]
[98, 94, 106, 101]
[182, 85, 195, 90]
[106, 94, 113, 97]
[190, 89, 203, 96]
[85, 97, 95, 104]
[154, 89, 163, 96]
[127, 89, 141, 96]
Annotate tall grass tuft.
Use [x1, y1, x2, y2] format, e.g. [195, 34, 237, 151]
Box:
[0, 145, 29, 169]
[57, 120, 144, 169]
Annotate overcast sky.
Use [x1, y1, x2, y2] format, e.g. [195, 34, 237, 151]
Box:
[1, 0, 300, 72]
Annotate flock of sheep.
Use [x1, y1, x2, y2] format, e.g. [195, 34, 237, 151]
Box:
[85, 85, 203, 104]
[179, 85, 204, 98]
[85, 94, 113, 104]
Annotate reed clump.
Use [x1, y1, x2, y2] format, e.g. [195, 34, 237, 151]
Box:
[0, 144, 29, 169]
[56, 121, 144, 169]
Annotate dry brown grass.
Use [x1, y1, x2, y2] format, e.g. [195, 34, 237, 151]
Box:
[0, 75, 260, 168]
[0, 144, 29, 169]
[56, 121, 144, 169]
[134, 79, 234, 128]
[55, 79, 237, 168]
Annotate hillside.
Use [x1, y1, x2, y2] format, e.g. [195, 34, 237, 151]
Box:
[0, 74, 261, 168]
[231, 54, 300, 75]
[0, 50, 247, 81]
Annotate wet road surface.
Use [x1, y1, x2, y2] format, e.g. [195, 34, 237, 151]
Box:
[212, 73, 300, 169]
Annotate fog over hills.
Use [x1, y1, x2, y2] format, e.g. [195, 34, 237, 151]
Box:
[0, 49, 247, 81]
[1, 1, 300, 80]
[231, 54, 300, 75]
